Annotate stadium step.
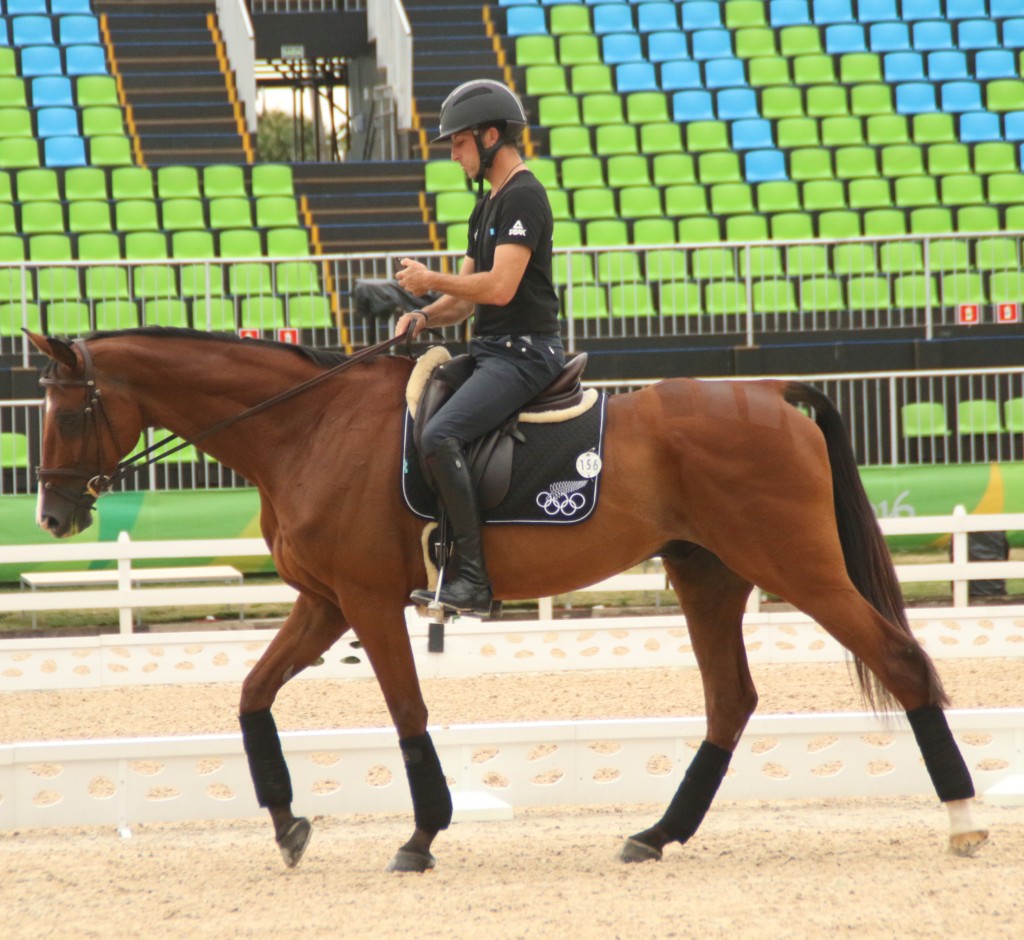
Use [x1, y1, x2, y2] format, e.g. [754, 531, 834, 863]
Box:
[94, 0, 251, 166]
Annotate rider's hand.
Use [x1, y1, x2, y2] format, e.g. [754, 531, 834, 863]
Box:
[395, 310, 429, 339]
[396, 257, 432, 297]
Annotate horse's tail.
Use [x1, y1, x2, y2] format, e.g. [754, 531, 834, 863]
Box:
[782, 381, 947, 713]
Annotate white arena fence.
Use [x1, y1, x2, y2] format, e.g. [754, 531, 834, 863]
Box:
[4, 365, 1024, 499]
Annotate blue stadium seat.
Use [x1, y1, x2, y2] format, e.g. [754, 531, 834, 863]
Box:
[732, 118, 774, 149]
[945, 0, 987, 19]
[65, 46, 107, 76]
[812, 0, 853, 24]
[976, 51, 1017, 82]
[36, 107, 79, 137]
[51, 0, 94, 11]
[857, 0, 898, 22]
[769, 1, 811, 27]
[991, 0, 1021, 16]
[956, 20, 998, 51]
[900, 0, 941, 18]
[44, 136, 86, 167]
[825, 24, 867, 54]
[505, 6, 547, 36]
[716, 88, 759, 119]
[884, 52, 924, 82]
[745, 149, 788, 182]
[1003, 21, 1024, 52]
[636, 3, 678, 33]
[602, 32, 644, 63]
[941, 81, 983, 113]
[896, 82, 937, 114]
[870, 22, 910, 52]
[960, 112, 1002, 142]
[703, 58, 747, 88]
[646, 30, 689, 63]
[58, 15, 101, 46]
[691, 29, 733, 61]
[31, 77, 74, 107]
[8, 0, 49, 13]
[1003, 112, 1024, 142]
[672, 90, 715, 121]
[20, 47, 63, 78]
[912, 21, 953, 51]
[681, 2, 722, 30]
[593, 4, 634, 34]
[660, 60, 702, 90]
[12, 16, 54, 46]
[927, 51, 969, 82]
[616, 63, 657, 92]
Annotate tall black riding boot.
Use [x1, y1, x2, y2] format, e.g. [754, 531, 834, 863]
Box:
[410, 437, 493, 617]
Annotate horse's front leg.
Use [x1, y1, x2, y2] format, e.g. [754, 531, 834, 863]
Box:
[239, 592, 347, 868]
[622, 547, 756, 862]
[343, 590, 451, 874]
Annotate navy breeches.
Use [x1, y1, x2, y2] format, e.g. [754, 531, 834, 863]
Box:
[420, 333, 565, 458]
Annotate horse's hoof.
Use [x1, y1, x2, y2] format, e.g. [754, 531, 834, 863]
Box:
[277, 817, 312, 869]
[949, 829, 989, 857]
[386, 848, 436, 873]
[618, 837, 663, 863]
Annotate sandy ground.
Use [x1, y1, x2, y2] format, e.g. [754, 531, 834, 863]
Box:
[2, 659, 1024, 939]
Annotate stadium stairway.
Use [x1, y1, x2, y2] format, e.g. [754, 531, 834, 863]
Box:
[94, 0, 251, 165]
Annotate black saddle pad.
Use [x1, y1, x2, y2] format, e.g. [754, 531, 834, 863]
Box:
[401, 393, 608, 525]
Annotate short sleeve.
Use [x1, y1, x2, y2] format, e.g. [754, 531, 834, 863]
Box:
[493, 185, 547, 253]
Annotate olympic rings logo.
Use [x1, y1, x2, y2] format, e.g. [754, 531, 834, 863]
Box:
[536, 481, 589, 517]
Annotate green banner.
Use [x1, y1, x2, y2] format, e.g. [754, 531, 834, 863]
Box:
[2, 462, 1021, 580]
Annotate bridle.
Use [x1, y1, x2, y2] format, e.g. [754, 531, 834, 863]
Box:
[37, 331, 414, 514]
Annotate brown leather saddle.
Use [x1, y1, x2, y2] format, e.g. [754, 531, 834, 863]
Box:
[411, 352, 589, 510]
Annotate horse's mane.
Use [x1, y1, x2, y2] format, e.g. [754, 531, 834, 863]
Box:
[86, 327, 351, 369]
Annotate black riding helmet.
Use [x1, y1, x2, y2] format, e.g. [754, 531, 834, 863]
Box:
[433, 79, 528, 185]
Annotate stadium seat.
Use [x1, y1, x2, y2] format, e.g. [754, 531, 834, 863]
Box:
[646, 31, 690, 64]
[678, 216, 721, 242]
[64, 165, 107, 200]
[124, 232, 169, 260]
[59, 15, 102, 46]
[607, 155, 650, 188]
[658, 281, 703, 315]
[795, 53, 838, 85]
[45, 301, 91, 336]
[901, 403, 950, 438]
[240, 295, 286, 329]
[601, 33, 644, 65]
[975, 51, 1017, 82]
[800, 276, 845, 311]
[849, 178, 891, 208]
[659, 60, 702, 91]
[161, 198, 206, 231]
[286, 295, 332, 329]
[36, 107, 79, 138]
[682, 2, 722, 30]
[81, 107, 124, 136]
[143, 298, 189, 328]
[748, 56, 791, 87]
[637, 3, 679, 33]
[615, 63, 658, 93]
[956, 401, 1004, 435]
[65, 46, 108, 77]
[652, 153, 695, 185]
[771, 211, 815, 239]
[884, 52, 924, 83]
[958, 112, 1001, 143]
[85, 265, 131, 301]
[505, 6, 547, 36]
[251, 164, 294, 196]
[705, 281, 748, 315]
[68, 199, 111, 233]
[44, 136, 87, 167]
[116, 200, 160, 232]
[89, 136, 132, 166]
[639, 122, 683, 153]
[548, 126, 592, 156]
[912, 22, 953, 52]
[133, 263, 178, 300]
[266, 228, 309, 256]
[940, 174, 985, 205]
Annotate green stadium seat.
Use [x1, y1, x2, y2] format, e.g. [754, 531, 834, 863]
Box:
[287, 295, 332, 328]
[46, 300, 90, 334]
[800, 277, 845, 311]
[975, 237, 1019, 270]
[893, 274, 937, 308]
[849, 179, 892, 209]
[645, 248, 688, 281]
[553, 220, 582, 248]
[17, 168, 59, 202]
[608, 282, 656, 317]
[0, 107, 34, 138]
[834, 146, 878, 178]
[525, 65, 568, 98]
[37, 267, 81, 302]
[275, 261, 320, 294]
[240, 294, 285, 329]
[973, 142, 1017, 175]
[821, 116, 865, 146]
[639, 122, 683, 153]
[705, 282, 748, 315]
[927, 144, 970, 176]
[881, 144, 925, 177]
[626, 91, 669, 124]
[573, 188, 617, 219]
[699, 152, 742, 184]
[686, 121, 730, 152]
[597, 247, 643, 283]
[793, 54, 836, 85]
[776, 117, 820, 148]
[723, 215, 766, 244]
[581, 93, 625, 126]
[21, 201, 64, 234]
[0, 235, 26, 261]
[80, 107, 124, 137]
[157, 166, 201, 200]
[866, 115, 910, 146]
[840, 53, 882, 84]
[123, 231, 168, 260]
[203, 164, 247, 198]
[76, 75, 118, 107]
[748, 56, 791, 87]
[161, 198, 206, 231]
[180, 262, 225, 298]
[665, 183, 709, 216]
[553, 251, 595, 285]
[833, 243, 878, 276]
[111, 167, 153, 200]
[802, 179, 846, 210]
[619, 186, 662, 218]
[880, 241, 924, 273]
[909, 207, 954, 234]
[790, 148, 834, 181]
[173, 229, 216, 260]
[736, 27, 777, 59]
[0, 431, 30, 469]
[0, 78, 27, 108]
[894, 176, 939, 207]
[0, 138, 40, 168]
[539, 94, 581, 127]
[0, 303, 41, 335]
[526, 159, 559, 188]
[757, 181, 801, 213]
[912, 113, 956, 144]
[562, 282, 608, 318]
[64, 166, 107, 201]
[779, 25, 823, 57]
[94, 299, 139, 330]
[115, 199, 159, 232]
[208, 196, 253, 229]
[850, 83, 893, 116]
[548, 126, 592, 156]
[0, 204, 15, 234]
[633, 219, 677, 245]
[985, 80, 1024, 113]
[806, 85, 849, 117]
[219, 229, 262, 257]
[29, 233, 72, 262]
[133, 264, 177, 299]
[864, 208, 908, 236]
[847, 275, 891, 309]
[1005, 399, 1024, 435]
[741, 246, 783, 277]
[255, 196, 299, 228]
[711, 183, 754, 215]
[0, 267, 33, 302]
[606, 155, 650, 188]
[901, 403, 950, 438]
[990, 272, 1024, 303]
[67, 199, 111, 232]
[693, 247, 736, 278]
[266, 227, 309, 256]
[425, 161, 468, 193]
[558, 34, 602, 66]
[550, 4, 591, 35]
[987, 174, 1024, 205]
[658, 281, 703, 315]
[143, 298, 189, 328]
[936, 173, 983, 206]
[435, 191, 476, 223]
[652, 153, 694, 185]
[940, 272, 986, 306]
[595, 123, 638, 155]
[89, 136, 133, 166]
[84, 265, 130, 300]
[752, 278, 798, 314]
[250, 164, 294, 197]
[761, 87, 804, 119]
[192, 297, 237, 331]
[957, 401, 1004, 435]
[770, 211, 815, 239]
[678, 216, 721, 243]
[548, 189, 571, 220]
[570, 64, 613, 95]
[927, 239, 969, 272]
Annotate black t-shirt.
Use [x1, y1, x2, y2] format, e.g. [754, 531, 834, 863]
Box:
[466, 170, 560, 336]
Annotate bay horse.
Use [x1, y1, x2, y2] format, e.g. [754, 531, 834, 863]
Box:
[27, 328, 987, 871]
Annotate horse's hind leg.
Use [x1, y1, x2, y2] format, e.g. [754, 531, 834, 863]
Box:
[239, 592, 348, 868]
[621, 544, 756, 863]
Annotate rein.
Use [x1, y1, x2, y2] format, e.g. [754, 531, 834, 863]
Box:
[40, 331, 413, 509]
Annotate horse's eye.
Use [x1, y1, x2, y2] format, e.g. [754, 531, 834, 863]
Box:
[57, 412, 84, 435]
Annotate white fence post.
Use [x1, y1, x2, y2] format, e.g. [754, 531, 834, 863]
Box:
[117, 531, 133, 635]
[951, 504, 969, 609]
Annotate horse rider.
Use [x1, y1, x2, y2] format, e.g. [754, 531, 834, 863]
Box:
[395, 78, 565, 617]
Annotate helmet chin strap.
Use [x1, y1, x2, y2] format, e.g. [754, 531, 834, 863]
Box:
[473, 128, 504, 195]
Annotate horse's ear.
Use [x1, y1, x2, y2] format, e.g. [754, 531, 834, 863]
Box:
[24, 330, 78, 370]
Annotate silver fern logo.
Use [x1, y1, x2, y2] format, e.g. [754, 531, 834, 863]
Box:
[536, 479, 588, 517]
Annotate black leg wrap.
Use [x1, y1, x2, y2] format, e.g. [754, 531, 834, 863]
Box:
[659, 741, 732, 844]
[906, 704, 975, 802]
[239, 708, 293, 808]
[400, 732, 453, 833]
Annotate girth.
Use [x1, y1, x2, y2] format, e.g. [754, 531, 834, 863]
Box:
[411, 352, 589, 510]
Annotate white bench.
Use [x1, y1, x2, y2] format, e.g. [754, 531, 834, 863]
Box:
[21, 565, 244, 627]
